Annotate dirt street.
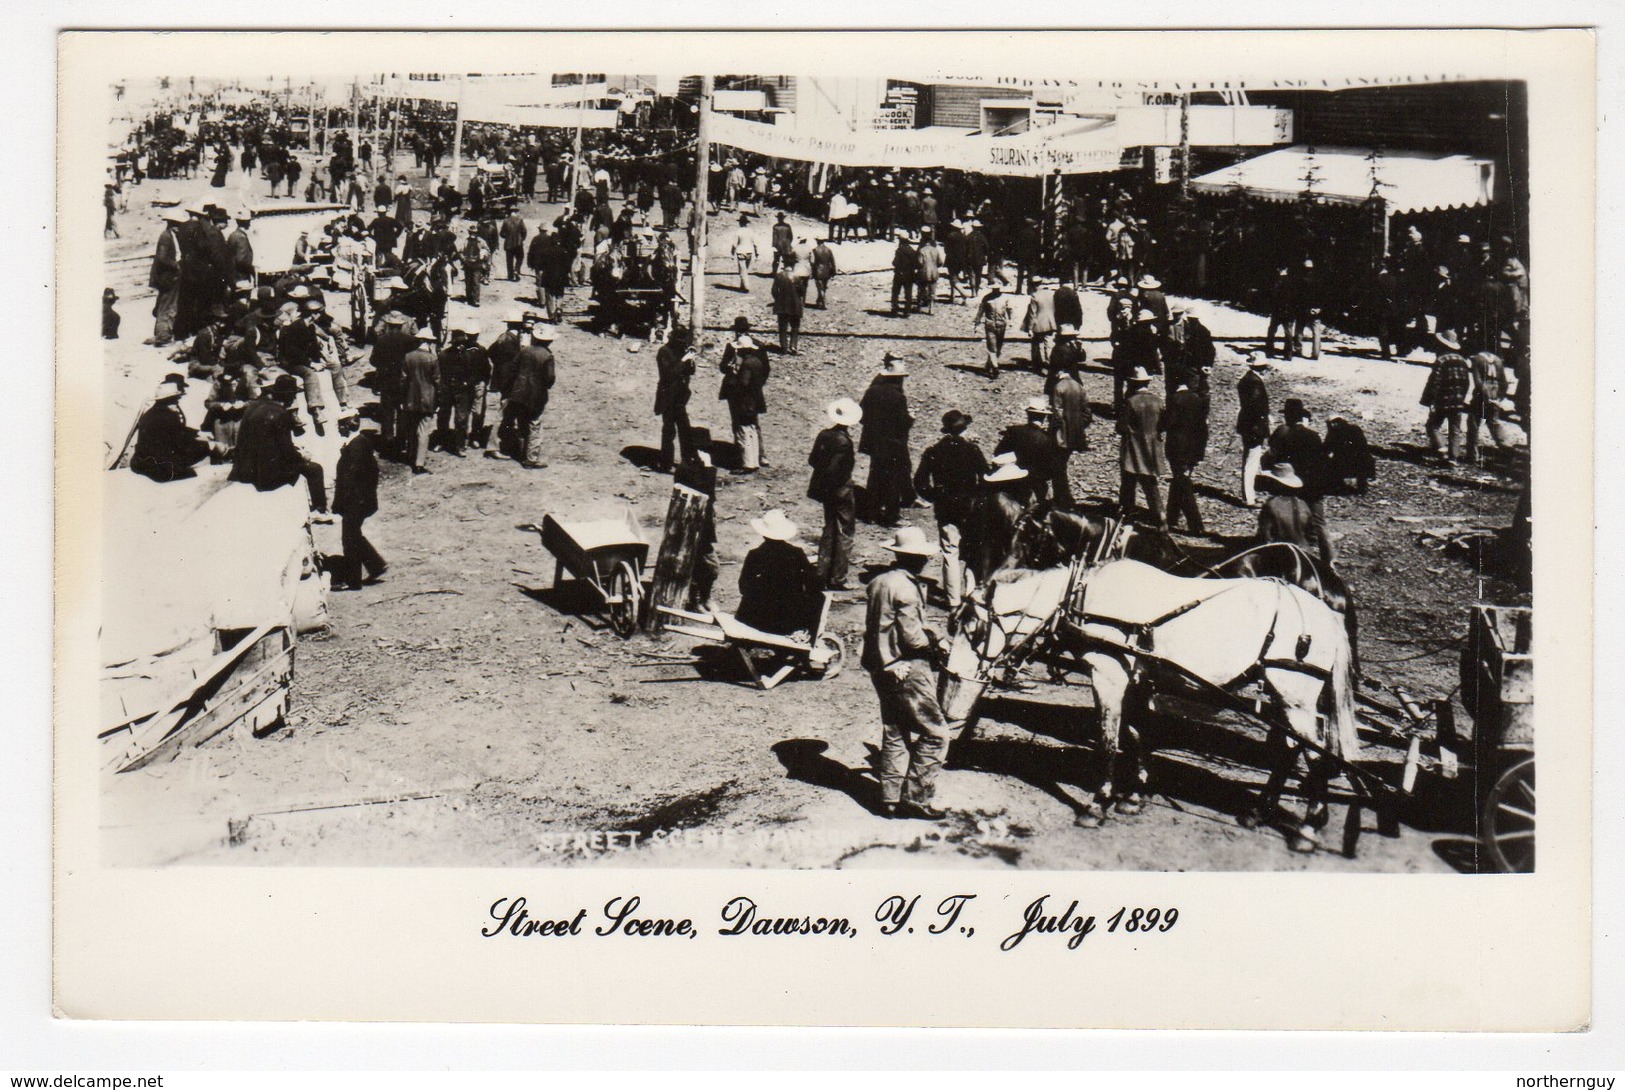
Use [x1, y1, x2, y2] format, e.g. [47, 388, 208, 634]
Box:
[99, 163, 1528, 871]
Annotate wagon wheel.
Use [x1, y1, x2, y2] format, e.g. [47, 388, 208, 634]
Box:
[1481, 755, 1535, 873]
[606, 561, 642, 638]
[814, 634, 845, 680]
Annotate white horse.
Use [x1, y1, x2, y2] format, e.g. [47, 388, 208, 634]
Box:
[942, 559, 1360, 853]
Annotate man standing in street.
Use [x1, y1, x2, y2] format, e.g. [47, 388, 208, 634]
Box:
[810, 237, 837, 309]
[719, 322, 769, 474]
[996, 397, 1065, 507]
[1236, 351, 1272, 506]
[332, 411, 387, 590]
[808, 398, 861, 590]
[1117, 367, 1167, 528]
[1267, 398, 1335, 564]
[436, 318, 488, 457]
[400, 326, 440, 474]
[914, 228, 941, 315]
[973, 283, 1015, 379]
[499, 203, 528, 282]
[730, 215, 758, 293]
[771, 263, 804, 355]
[226, 208, 255, 284]
[1023, 276, 1057, 374]
[913, 409, 989, 606]
[505, 322, 557, 470]
[890, 235, 919, 317]
[859, 353, 916, 528]
[146, 209, 185, 346]
[863, 526, 951, 821]
[1049, 363, 1092, 509]
[653, 324, 700, 471]
[369, 309, 418, 459]
[1421, 336, 1475, 466]
[770, 211, 794, 274]
[1165, 370, 1209, 534]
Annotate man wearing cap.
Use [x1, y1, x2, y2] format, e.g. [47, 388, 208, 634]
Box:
[1420, 340, 1475, 465]
[863, 526, 951, 821]
[889, 235, 920, 317]
[653, 325, 700, 472]
[972, 284, 1015, 379]
[736, 510, 821, 638]
[1117, 368, 1167, 528]
[808, 399, 861, 590]
[505, 322, 557, 469]
[369, 205, 402, 264]
[333, 412, 387, 590]
[860, 354, 916, 527]
[230, 374, 330, 517]
[913, 409, 990, 605]
[400, 327, 441, 474]
[718, 323, 769, 473]
[770, 262, 804, 355]
[1236, 352, 1272, 506]
[145, 210, 186, 346]
[130, 375, 210, 483]
[996, 398, 1065, 507]
[436, 320, 489, 457]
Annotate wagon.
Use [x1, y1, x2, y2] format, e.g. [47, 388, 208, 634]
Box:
[655, 593, 846, 690]
[1460, 604, 1534, 872]
[527, 508, 649, 637]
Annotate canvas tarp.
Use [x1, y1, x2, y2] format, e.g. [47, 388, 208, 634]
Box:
[1189, 145, 1495, 214]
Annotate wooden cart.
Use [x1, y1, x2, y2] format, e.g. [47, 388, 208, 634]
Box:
[529, 508, 650, 638]
[656, 594, 846, 690]
[1461, 604, 1535, 873]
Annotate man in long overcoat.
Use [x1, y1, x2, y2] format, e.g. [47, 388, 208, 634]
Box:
[653, 325, 699, 471]
[1164, 371, 1209, 533]
[1117, 369, 1166, 528]
[859, 354, 916, 527]
[400, 327, 440, 473]
[808, 398, 860, 589]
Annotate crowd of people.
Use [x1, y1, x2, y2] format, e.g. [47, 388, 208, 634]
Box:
[112, 86, 1531, 826]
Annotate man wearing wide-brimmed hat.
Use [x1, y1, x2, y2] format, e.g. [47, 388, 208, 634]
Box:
[1117, 367, 1166, 528]
[437, 317, 489, 457]
[995, 396, 1064, 506]
[964, 454, 1032, 586]
[1236, 351, 1272, 506]
[504, 322, 558, 469]
[1255, 462, 1316, 555]
[130, 374, 209, 483]
[808, 398, 862, 590]
[145, 208, 188, 346]
[859, 353, 916, 527]
[230, 374, 330, 519]
[736, 510, 821, 638]
[653, 324, 701, 472]
[862, 526, 951, 821]
[399, 327, 441, 473]
[913, 409, 989, 605]
[1420, 336, 1475, 465]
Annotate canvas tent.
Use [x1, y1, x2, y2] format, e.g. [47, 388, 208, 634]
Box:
[1190, 145, 1495, 214]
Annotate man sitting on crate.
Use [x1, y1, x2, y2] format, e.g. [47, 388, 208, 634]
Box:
[735, 509, 822, 641]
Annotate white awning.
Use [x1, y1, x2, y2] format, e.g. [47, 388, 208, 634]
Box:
[1190, 145, 1495, 214]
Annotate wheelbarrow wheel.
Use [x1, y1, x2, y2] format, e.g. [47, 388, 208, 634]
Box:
[1481, 755, 1535, 873]
[607, 561, 642, 638]
[814, 634, 845, 680]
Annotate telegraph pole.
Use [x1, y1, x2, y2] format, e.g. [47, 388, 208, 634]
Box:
[689, 75, 713, 335]
[1178, 92, 1192, 198]
[450, 73, 466, 189]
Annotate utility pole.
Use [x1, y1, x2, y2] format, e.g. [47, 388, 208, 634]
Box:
[450, 73, 466, 190]
[1178, 92, 1192, 199]
[569, 76, 587, 201]
[689, 75, 713, 336]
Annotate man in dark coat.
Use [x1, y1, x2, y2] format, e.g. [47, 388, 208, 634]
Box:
[653, 325, 700, 471]
[808, 398, 861, 590]
[771, 266, 804, 355]
[332, 413, 386, 589]
[1236, 352, 1272, 506]
[1049, 365, 1092, 509]
[965, 456, 1032, 585]
[913, 408, 989, 605]
[499, 206, 528, 282]
[436, 318, 488, 456]
[1053, 277, 1084, 331]
[481, 312, 526, 457]
[1164, 371, 1209, 533]
[1115, 308, 1163, 417]
[229, 374, 329, 514]
[719, 324, 769, 473]
[226, 209, 255, 284]
[530, 229, 574, 323]
[1046, 324, 1088, 397]
[400, 326, 440, 473]
[996, 398, 1065, 506]
[735, 509, 821, 637]
[370, 206, 403, 263]
[1117, 369, 1166, 528]
[1267, 397, 1335, 564]
[146, 210, 186, 345]
[859, 354, 916, 527]
[130, 374, 209, 482]
[810, 238, 837, 309]
[890, 236, 919, 316]
[505, 323, 557, 469]
[368, 310, 418, 457]
[770, 212, 794, 273]
[1255, 463, 1317, 553]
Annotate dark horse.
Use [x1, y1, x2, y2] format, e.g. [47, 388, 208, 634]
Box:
[1002, 504, 1361, 676]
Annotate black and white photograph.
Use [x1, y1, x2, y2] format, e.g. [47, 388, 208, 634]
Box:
[48, 26, 1597, 1031]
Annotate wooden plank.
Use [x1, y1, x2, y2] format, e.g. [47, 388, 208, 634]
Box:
[646, 482, 712, 633]
[120, 649, 290, 772]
